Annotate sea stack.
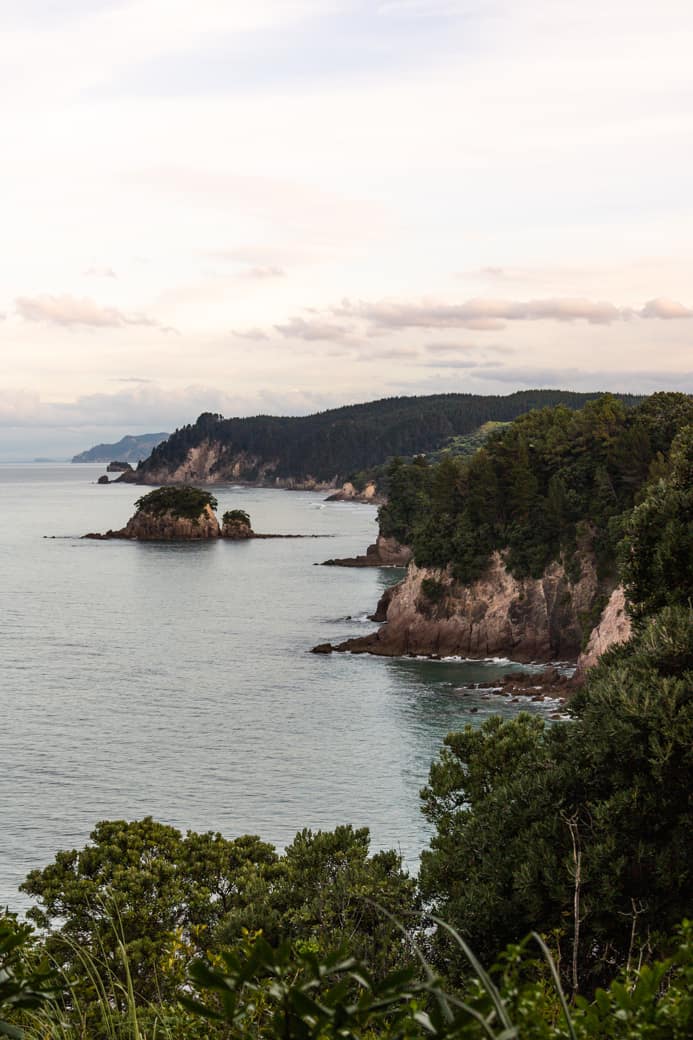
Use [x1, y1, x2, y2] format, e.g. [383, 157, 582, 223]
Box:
[221, 509, 254, 539]
[85, 486, 221, 540]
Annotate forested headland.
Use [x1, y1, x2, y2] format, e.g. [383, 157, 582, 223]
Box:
[130, 390, 644, 487]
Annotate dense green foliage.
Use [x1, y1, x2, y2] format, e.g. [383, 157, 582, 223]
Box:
[139, 391, 643, 485]
[0, 916, 55, 1038]
[419, 603, 693, 989]
[134, 486, 218, 521]
[380, 392, 693, 581]
[222, 509, 251, 527]
[20, 821, 415, 1008]
[184, 923, 693, 1039]
[618, 424, 693, 622]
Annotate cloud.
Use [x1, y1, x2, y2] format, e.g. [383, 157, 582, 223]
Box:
[274, 316, 354, 341]
[334, 294, 693, 332]
[336, 296, 628, 330]
[639, 297, 693, 319]
[15, 294, 175, 332]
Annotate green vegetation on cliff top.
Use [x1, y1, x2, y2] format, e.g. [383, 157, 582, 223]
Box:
[137, 390, 644, 484]
[379, 391, 693, 583]
[134, 486, 218, 521]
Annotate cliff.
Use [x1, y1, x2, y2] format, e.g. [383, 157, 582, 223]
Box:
[575, 586, 632, 677]
[329, 551, 610, 663]
[85, 503, 221, 540]
[324, 481, 384, 504]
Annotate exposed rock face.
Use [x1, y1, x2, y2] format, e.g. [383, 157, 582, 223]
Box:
[107, 461, 133, 473]
[325, 481, 383, 504]
[575, 586, 631, 678]
[97, 475, 110, 485]
[221, 517, 254, 539]
[86, 504, 221, 540]
[330, 551, 606, 663]
[322, 534, 412, 568]
[122, 503, 220, 540]
[122, 440, 342, 490]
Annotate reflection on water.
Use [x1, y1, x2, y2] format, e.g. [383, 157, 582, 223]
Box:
[0, 465, 562, 909]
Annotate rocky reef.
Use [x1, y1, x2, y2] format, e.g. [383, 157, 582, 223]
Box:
[321, 534, 412, 568]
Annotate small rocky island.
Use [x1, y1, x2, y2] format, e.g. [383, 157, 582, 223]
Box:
[83, 486, 324, 542]
[85, 487, 253, 541]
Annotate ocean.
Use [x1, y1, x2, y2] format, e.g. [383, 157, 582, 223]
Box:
[0, 464, 557, 910]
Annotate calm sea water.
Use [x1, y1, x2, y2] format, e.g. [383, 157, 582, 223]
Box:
[0, 464, 556, 911]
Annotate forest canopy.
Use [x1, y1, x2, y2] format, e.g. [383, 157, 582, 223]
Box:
[378, 391, 693, 582]
[137, 390, 644, 485]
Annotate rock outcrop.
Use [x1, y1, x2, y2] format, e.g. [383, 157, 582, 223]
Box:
[221, 511, 254, 539]
[575, 586, 632, 678]
[86, 503, 221, 540]
[117, 440, 342, 490]
[327, 551, 608, 663]
[324, 481, 383, 504]
[122, 503, 220, 540]
[322, 534, 412, 568]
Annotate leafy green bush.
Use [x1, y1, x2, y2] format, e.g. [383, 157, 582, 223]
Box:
[222, 510, 251, 527]
[0, 915, 56, 1039]
[134, 486, 218, 521]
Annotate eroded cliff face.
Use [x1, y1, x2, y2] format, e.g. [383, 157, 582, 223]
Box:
[333, 551, 607, 662]
[325, 481, 384, 504]
[122, 503, 221, 540]
[575, 586, 631, 677]
[125, 441, 341, 490]
[85, 503, 221, 540]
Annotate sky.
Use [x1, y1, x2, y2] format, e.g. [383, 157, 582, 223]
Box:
[1, 0, 692, 458]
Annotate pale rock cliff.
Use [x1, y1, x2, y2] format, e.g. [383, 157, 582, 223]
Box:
[86, 504, 221, 540]
[325, 481, 384, 504]
[575, 586, 631, 677]
[120, 441, 342, 490]
[331, 551, 605, 662]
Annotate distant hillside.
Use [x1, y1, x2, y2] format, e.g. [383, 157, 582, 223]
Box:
[131, 391, 644, 487]
[72, 433, 169, 464]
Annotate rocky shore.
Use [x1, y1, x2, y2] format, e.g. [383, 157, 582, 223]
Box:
[321, 534, 412, 568]
[313, 548, 631, 677]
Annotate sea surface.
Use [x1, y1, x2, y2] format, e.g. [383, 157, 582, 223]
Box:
[0, 464, 559, 911]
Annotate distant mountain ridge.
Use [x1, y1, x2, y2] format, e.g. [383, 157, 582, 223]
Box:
[127, 391, 644, 487]
[72, 433, 169, 464]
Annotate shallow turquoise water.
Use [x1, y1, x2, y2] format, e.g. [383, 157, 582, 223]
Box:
[0, 464, 555, 910]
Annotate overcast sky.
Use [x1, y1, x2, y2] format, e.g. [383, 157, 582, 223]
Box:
[2, 0, 692, 457]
